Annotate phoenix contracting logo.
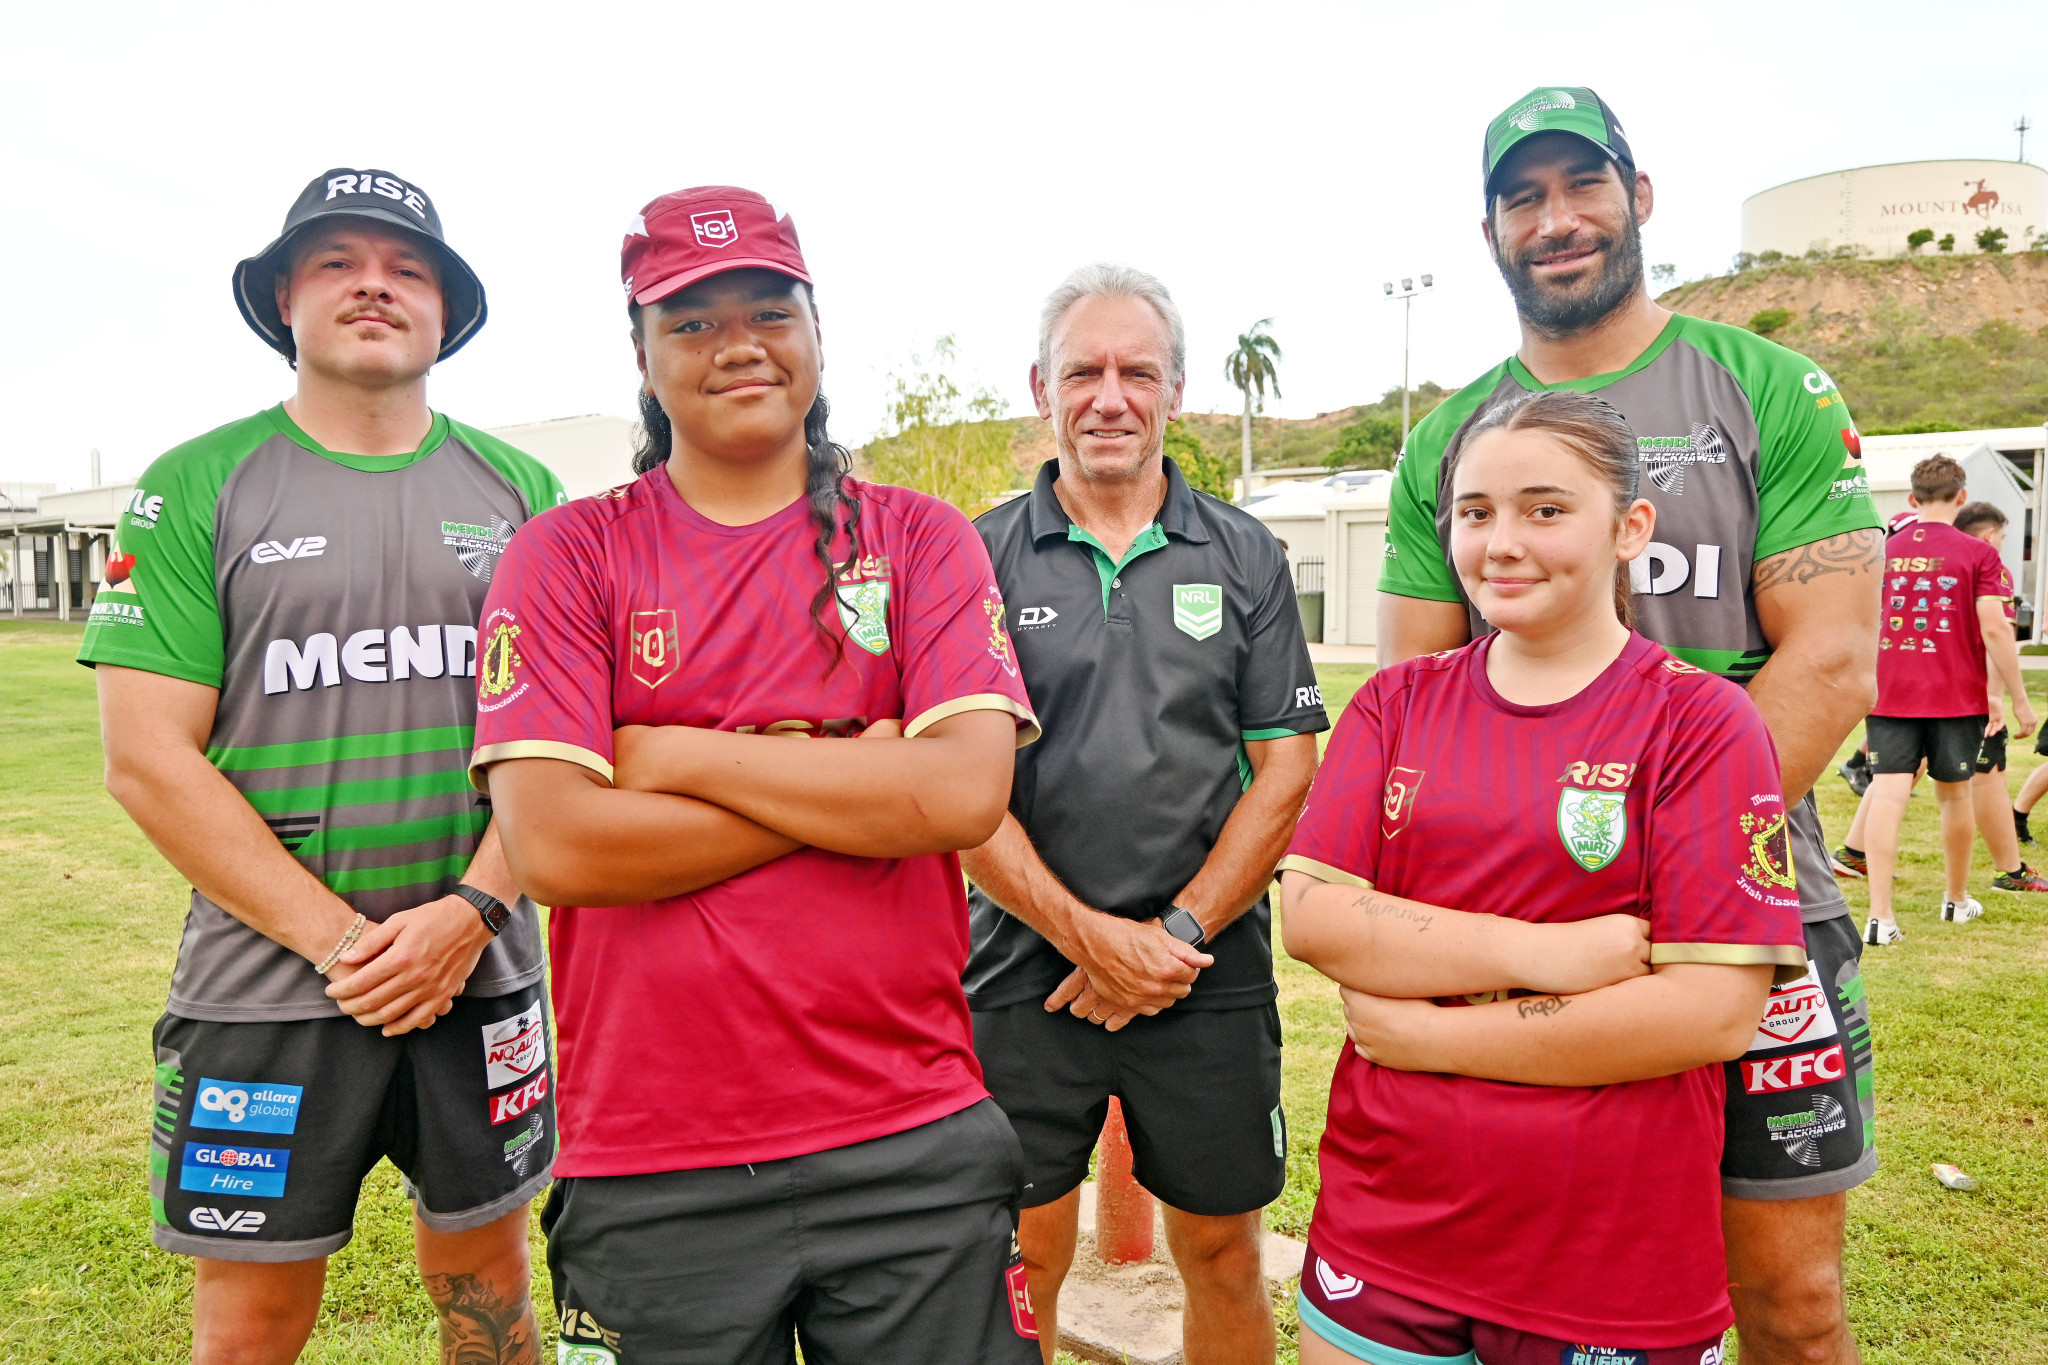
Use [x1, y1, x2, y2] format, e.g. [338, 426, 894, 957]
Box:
[1639, 425, 1728, 495]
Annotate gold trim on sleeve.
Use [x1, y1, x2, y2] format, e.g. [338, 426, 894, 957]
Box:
[1651, 942, 1809, 984]
[468, 740, 616, 793]
[1276, 855, 1373, 889]
[903, 693, 1042, 748]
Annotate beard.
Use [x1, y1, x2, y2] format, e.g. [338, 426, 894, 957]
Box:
[1494, 207, 1645, 338]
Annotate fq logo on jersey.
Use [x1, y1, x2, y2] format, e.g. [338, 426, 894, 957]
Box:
[191, 1079, 303, 1135]
[483, 1005, 548, 1089]
[180, 1143, 290, 1199]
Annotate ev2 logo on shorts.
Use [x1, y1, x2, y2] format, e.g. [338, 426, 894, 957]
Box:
[191, 1078, 303, 1135]
[484, 1005, 548, 1089]
[188, 1207, 267, 1234]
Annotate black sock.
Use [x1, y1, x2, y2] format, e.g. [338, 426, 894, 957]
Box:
[1845, 845, 1865, 860]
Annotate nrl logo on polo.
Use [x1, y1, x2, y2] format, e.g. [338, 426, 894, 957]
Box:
[442, 517, 515, 582]
[1638, 424, 1727, 495]
[1173, 584, 1223, 640]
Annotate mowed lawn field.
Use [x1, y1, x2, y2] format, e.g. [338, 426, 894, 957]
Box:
[3, 622, 2044, 1363]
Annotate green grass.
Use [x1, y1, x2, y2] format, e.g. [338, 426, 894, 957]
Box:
[4, 620, 2044, 1361]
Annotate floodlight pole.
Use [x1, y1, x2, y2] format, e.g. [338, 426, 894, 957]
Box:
[1383, 275, 1435, 454]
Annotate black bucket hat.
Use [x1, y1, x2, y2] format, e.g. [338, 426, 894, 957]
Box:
[233, 168, 487, 364]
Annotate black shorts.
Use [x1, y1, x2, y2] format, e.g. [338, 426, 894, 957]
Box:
[972, 1000, 1286, 1217]
[1978, 726, 2009, 773]
[1721, 914, 1877, 1200]
[149, 985, 555, 1261]
[1866, 713, 1985, 784]
[543, 1099, 1038, 1365]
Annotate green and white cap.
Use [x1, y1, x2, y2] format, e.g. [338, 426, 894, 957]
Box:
[1482, 87, 1635, 202]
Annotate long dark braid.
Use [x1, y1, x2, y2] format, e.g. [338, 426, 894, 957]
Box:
[629, 288, 863, 665]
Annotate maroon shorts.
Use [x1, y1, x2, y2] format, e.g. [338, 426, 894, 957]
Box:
[1297, 1240, 1726, 1365]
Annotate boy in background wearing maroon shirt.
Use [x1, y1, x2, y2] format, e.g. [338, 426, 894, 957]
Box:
[1861, 457, 2034, 944]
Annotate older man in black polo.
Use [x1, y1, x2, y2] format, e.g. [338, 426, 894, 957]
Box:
[964, 264, 1325, 1365]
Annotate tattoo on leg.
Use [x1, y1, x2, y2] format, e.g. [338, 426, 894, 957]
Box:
[1752, 529, 1882, 593]
[422, 1271, 538, 1365]
[1350, 891, 1434, 931]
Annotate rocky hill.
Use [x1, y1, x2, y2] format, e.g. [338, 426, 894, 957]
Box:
[1658, 253, 2048, 431]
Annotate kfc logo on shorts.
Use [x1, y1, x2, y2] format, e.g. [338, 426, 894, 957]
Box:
[691, 209, 739, 248]
[1314, 1256, 1365, 1301]
[1382, 767, 1424, 839]
[1748, 966, 1840, 1049]
[490, 1070, 550, 1125]
[482, 1005, 547, 1089]
[1742, 1043, 1846, 1094]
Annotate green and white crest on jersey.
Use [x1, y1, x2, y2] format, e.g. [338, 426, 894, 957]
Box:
[559, 1346, 617, 1365]
[1173, 583, 1223, 640]
[1557, 787, 1627, 872]
[837, 579, 891, 655]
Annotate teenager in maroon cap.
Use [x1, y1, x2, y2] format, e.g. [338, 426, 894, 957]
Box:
[472, 187, 1043, 1363]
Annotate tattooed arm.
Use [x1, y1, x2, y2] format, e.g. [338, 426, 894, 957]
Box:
[1338, 963, 1772, 1086]
[1749, 529, 1883, 803]
[1279, 871, 1652, 999]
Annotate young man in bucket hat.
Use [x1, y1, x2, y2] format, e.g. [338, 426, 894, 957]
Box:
[1369, 91, 1882, 1365]
[473, 186, 1041, 1364]
[82, 168, 564, 1364]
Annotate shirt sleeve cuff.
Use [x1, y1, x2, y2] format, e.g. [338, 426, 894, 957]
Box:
[469, 739, 615, 793]
[1375, 574, 1464, 604]
[903, 693, 1042, 747]
[1650, 942, 1809, 985]
[1276, 854, 1372, 889]
[1242, 721, 1326, 741]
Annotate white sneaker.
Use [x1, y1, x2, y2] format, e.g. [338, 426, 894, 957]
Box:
[1940, 897, 1984, 923]
[1865, 916, 1906, 946]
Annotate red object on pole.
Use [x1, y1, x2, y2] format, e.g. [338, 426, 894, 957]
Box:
[1095, 1096, 1155, 1265]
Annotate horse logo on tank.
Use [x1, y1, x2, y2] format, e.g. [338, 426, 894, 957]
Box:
[629, 608, 680, 688]
[1557, 787, 1627, 871]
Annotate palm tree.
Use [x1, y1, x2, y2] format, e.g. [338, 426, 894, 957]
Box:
[1224, 320, 1282, 501]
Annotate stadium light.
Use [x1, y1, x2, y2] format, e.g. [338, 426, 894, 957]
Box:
[1384, 274, 1437, 453]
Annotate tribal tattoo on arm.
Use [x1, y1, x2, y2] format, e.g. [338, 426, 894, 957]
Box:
[422, 1271, 539, 1365]
[1751, 529, 1883, 593]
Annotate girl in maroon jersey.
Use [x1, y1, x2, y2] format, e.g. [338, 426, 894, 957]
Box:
[1279, 391, 1804, 1363]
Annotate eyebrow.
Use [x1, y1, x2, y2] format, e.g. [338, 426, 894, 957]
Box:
[1454, 484, 1579, 502]
[306, 240, 430, 263]
[1497, 156, 1613, 197]
[661, 281, 799, 312]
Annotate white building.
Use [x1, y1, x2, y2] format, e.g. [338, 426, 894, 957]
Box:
[1743, 160, 2047, 259]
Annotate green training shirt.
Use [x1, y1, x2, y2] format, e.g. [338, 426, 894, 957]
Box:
[1381, 312, 1881, 923]
[78, 405, 565, 1022]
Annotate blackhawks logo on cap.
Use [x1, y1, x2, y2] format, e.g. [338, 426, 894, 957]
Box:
[1557, 787, 1627, 872]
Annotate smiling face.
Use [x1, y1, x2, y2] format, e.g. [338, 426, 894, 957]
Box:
[633, 268, 821, 466]
[1485, 132, 1653, 337]
[275, 221, 445, 385]
[1034, 293, 1184, 483]
[1450, 425, 1654, 636]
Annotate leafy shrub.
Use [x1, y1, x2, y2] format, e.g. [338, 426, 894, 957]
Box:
[1749, 308, 1794, 336]
[1977, 227, 2009, 254]
[1938, 234, 1956, 253]
[1324, 413, 1402, 470]
[1164, 422, 1233, 501]
[1907, 228, 1935, 252]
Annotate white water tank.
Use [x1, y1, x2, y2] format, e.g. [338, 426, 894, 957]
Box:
[1742, 160, 2046, 259]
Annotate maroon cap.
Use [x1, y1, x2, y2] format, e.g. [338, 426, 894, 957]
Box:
[621, 186, 811, 307]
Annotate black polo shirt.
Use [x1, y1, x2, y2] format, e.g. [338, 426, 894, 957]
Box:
[964, 456, 1328, 1011]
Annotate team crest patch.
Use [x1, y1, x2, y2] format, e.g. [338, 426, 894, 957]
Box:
[836, 579, 891, 655]
[1557, 787, 1626, 871]
[1382, 766, 1424, 838]
[1739, 809, 1798, 896]
[1173, 584, 1223, 640]
[983, 592, 1017, 677]
[629, 608, 679, 688]
[476, 614, 526, 710]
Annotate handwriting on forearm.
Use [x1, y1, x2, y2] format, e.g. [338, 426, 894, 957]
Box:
[1351, 891, 1433, 932]
[1516, 995, 1569, 1019]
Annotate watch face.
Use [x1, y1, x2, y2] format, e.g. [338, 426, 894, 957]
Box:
[484, 902, 512, 931]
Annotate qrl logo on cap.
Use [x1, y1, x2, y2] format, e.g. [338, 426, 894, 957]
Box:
[691, 210, 739, 249]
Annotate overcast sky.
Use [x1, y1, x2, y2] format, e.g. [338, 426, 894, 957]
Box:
[4, 0, 2041, 488]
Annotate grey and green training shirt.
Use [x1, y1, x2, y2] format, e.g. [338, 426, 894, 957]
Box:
[78, 405, 565, 1021]
[1381, 312, 1882, 922]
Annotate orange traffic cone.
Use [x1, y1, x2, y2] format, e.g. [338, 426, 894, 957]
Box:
[1095, 1096, 1154, 1265]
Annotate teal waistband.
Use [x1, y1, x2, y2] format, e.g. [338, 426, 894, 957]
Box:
[1295, 1287, 1477, 1365]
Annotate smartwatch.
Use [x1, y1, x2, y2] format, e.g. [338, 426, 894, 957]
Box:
[1162, 905, 1207, 948]
[454, 884, 512, 936]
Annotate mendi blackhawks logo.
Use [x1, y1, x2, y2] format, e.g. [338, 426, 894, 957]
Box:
[1557, 787, 1627, 872]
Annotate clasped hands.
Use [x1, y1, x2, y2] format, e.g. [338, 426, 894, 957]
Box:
[322, 895, 499, 1037]
[1046, 912, 1214, 1032]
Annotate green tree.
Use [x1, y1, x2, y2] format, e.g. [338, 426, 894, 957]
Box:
[1323, 412, 1402, 469]
[1938, 233, 1956, 253]
[1976, 226, 2009, 253]
[1906, 228, 1935, 253]
[1164, 422, 1232, 500]
[864, 336, 1014, 514]
[1749, 308, 1794, 336]
[1224, 319, 1282, 494]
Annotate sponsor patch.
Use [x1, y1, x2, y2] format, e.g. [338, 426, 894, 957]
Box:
[559, 1306, 621, 1356]
[1767, 1094, 1849, 1167]
[983, 592, 1017, 676]
[1749, 964, 1841, 1049]
[191, 1080, 302, 1135]
[1006, 1260, 1038, 1338]
[1557, 786, 1627, 872]
[628, 608, 680, 688]
[691, 208, 738, 248]
[442, 517, 515, 582]
[87, 599, 145, 626]
[1738, 809, 1798, 903]
[1743, 1043, 1847, 1094]
[187, 1207, 267, 1234]
[483, 1005, 547, 1089]
[1382, 766, 1424, 839]
[490, 1071, 550, 1125]
[503, 1114, 546, 1176]
[1638, 424, 1727, 495]
[476, 610, 527, 712]
[1561, 1350, 1648, 1365]
[179, 1143, 289, 1198]
[1172, 583, 1223, 641]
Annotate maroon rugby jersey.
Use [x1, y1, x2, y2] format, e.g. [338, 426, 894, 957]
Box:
[1875, 520, 2009, 718]
[470, 470, 1037, 1175]
[1281, 631, 1803, 1344]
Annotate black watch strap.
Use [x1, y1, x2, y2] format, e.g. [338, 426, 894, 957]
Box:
[1162, 905, 1207, 948]
[454, 883, 511, 936]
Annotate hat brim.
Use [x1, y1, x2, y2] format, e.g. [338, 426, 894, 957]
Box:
[233, 206, 487, 363]
[632, 257, 813, 308]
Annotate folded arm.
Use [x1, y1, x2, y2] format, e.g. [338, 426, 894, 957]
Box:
[1342, 962, 1773, 1086]
[1749, 530, 1882, 803]
[1279, 870, 1652, 999]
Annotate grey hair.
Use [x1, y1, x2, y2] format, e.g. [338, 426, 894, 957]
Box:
[1037, 263, 1187, 387]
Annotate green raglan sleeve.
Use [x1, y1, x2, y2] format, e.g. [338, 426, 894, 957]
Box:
[1378, 377, 1502, 602]
[77, 416, 268, 686]
[1716, 329, 1882, 560]
[449, 420, 569, 518]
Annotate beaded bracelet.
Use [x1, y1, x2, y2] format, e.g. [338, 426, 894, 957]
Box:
[314, 913, 367, 976]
